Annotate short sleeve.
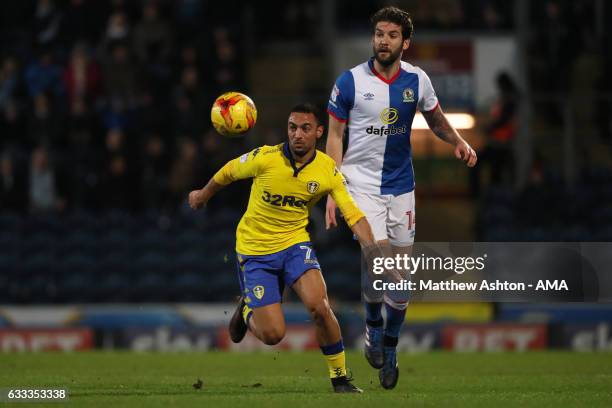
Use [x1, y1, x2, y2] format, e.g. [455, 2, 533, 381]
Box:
[213, 146, 265, 185]
[418, 69, 439, 113]
[327, 71, 355, 123]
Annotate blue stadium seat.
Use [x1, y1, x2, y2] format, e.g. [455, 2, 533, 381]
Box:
[0, 231, 19, 257]
[20, 231, 58, 255]
[57, 231, 99, 257]
[0, 213, 21, 234]
[133, 229, 169, 253]
[99, 230, 134, 254]
[94, 272, 132, 302]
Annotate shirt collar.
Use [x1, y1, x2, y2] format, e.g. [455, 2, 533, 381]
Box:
[283, 142, 317, 177]
[368, 57, 401, 84]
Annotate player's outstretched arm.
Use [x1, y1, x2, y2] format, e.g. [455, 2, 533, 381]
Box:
[188, 178, 225, 210]
[325, 115, 347, 229]
[189, 147, 263, 210]
[422, 105, 477, 168]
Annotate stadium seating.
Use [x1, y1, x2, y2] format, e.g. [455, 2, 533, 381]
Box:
[0, 209, 362, 304]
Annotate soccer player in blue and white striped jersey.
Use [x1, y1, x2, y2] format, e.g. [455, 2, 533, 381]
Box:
[326, 6, 477, 389]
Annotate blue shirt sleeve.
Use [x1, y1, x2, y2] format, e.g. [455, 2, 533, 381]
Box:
[327, 71, 355, 122]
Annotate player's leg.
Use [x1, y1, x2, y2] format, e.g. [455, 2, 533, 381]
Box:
[229, 253, 286, 345]
[378, 191, 416, 389]
[246, 302, 286, 345]
[352, 191, 391, 369]
[291, 267, 361, 393]
[284, 243, 361, 393]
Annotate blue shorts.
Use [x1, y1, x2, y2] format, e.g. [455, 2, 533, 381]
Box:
[236, 242, 321, 308]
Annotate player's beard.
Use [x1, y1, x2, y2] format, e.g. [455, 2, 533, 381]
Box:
[373, 45, 402, 67]
[290, 141, 310, 158]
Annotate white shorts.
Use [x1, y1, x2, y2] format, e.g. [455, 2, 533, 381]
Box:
[350, 189, 416, 246]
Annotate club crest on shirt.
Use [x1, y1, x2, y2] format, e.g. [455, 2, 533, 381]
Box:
[253, 285, 265, 300]
[306, 181, 320, 194]
[403, 88, 415, 103]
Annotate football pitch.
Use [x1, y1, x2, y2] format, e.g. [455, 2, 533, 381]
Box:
[2, 351, 611, 407]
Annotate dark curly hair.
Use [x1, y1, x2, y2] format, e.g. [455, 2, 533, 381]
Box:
[370, 6, 414, 40]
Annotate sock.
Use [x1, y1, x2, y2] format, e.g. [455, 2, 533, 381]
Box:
[384, 303, 406, 340]
[242, 304, 253, 325]
[365, 302, 383, 325]
[320, 340, 347, 378]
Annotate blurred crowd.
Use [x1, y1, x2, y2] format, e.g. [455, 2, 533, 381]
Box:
[0, 0, 248, 214]
[1, 0, 610, 216]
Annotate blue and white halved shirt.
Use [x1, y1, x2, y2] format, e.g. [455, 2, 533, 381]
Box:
[327, 58, 439, 196]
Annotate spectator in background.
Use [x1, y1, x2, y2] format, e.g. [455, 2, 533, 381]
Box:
[470, 72, 519, 196]
[0, 57, 25, 150]
[133, 2, 173, 99]
[32, 0, 61, 46]
[26, 93, 62, 149]
[0, 152, 28, 212]
[97, 127, 133, 209]
[175, 0, 203, 40]
[168, 137, 202, 207]
[102, 42, 140, 107]
[65, 98, 99, 208]
[28, 146, 66, 213]
[63, 43, 102, 108]
[0, 57, 20, 111]
[24, 49, 64, 100]
[140, 132, 169, 209]
[103, 11, 130, 44]
[98, 154, 132, 210]
[172, 65, 208, 136]
[133, 2, 172, 66]
[60, 0, 105, 47]
[211, 27, 243, 93]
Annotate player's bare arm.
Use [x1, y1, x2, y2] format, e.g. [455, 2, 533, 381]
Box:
[349, 217, 375, 247]
[422, 105, 477, 167]
[326, 115, 346, 166]
[188, 178, 225, 209]
[325, 116, 347, 229]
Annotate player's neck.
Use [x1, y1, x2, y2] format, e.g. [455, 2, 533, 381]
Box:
[292, 149, 315, 166]
[373, 58, 401, 80]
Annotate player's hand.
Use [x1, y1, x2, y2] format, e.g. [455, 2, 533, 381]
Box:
[325, 196, 338, 229]
[188, 190, 205, 210]
[455, 140, 477, 168]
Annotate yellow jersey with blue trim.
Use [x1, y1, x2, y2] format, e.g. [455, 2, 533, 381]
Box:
[213, 143, 364, 255]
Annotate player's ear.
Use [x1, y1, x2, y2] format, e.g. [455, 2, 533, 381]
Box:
[403, 38, 410, 51]
[316, 125, 324, 139]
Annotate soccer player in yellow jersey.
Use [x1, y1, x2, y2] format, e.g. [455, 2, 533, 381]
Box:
[188, 103, 380, 393]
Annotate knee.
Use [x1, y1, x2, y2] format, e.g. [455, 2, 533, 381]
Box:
[309, 299, 333, 325]
[261, 327, 285, 345]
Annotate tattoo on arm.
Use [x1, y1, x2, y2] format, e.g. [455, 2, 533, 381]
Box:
[422, 106, 460, 145]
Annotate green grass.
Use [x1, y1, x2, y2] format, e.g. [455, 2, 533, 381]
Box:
[1, 351, 611, 407]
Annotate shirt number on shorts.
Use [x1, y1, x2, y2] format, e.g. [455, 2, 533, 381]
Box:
[299, 245, 313, 260]
[406, 210, 415, 230]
